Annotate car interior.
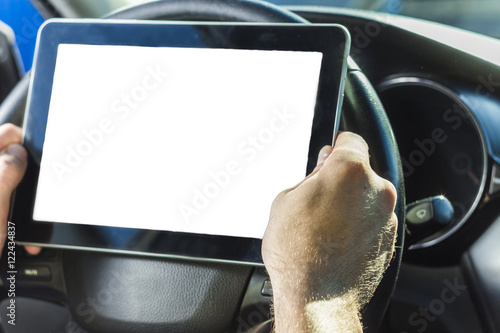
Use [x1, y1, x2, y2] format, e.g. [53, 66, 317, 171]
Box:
[0, 0, 499, 332]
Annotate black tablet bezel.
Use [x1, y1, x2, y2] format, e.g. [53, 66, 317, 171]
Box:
[11, 19, 350, 265]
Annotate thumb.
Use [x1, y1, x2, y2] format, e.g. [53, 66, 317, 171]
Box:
[0, 144, 27, 254]
[286, 145, 333, 192]
[316, 145, 333, 166]
[0, 143, 27, 198]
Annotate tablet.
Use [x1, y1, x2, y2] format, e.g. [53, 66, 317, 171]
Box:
[11, 19, 350, 265]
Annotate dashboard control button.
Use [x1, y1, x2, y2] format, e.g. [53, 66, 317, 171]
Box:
[407, 201, 433, 224]
[489, 164, 500, 195]
[261, 279, 272, 297]
[406, 196, 454, 242]
[18, 265, 52, 281]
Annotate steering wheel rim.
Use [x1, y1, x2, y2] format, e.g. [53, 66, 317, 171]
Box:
[106, 1, 405, 331]
[0, 1, 405, 332]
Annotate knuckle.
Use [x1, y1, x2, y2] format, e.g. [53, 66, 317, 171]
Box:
[0, 123, 20, 136]
[383, 179, 398, 200]
[336, 157, 370, 181]
[391, 212, 399, 229]
[338, 131, 365, 144]
[0, 153, 23, 170]
[350, 133, 368, 149]
[0, 156, 23, 185]
[336, 131, 369, 151]
[378, 179, 398, 212]
[1, 123, 15, 132]
[271, 189, 289, 209]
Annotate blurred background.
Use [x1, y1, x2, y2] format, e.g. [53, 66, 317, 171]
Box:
[1, 0, 500, 75]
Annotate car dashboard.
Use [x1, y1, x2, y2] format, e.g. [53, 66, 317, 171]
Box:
[289, 7, 500, 333]
[0, 3, 499, 333]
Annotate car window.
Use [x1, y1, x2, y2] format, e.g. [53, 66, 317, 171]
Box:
[47, 0, 500, 39]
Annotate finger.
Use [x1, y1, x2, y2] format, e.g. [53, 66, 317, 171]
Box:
[316, 145, 333, 166]
[328, 132, 370, 167]
[0, 143, 27, 196]
[280, 132, 370, 193]
[0, 143, 28, 257]
[305, 145, 333, 178]
[372, 175, 398, 214]
[0, 124, 22, 150]
[285, 145, 333, 192]
[305, 132, 359, 177]
[25, 246, 42, 255]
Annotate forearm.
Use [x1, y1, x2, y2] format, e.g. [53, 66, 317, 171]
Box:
[271, 284, 363, 333]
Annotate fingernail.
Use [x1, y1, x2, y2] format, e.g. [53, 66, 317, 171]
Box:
[5, 143, 27, 162]
[317, 146, 333, 165]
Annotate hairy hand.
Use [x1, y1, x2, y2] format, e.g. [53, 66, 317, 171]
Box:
[262, 132, 397, 332]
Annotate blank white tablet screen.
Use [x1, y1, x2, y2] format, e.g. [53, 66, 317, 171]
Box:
[33, 44, 323, 239]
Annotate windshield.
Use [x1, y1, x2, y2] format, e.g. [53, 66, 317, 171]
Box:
[43, 0, 500, 39]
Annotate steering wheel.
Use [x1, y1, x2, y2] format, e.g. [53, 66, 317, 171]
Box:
[0, 0, 405, 332]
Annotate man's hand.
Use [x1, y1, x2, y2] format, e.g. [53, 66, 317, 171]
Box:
[262, 132, 398, 332]
[0, 124, 40, 257]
